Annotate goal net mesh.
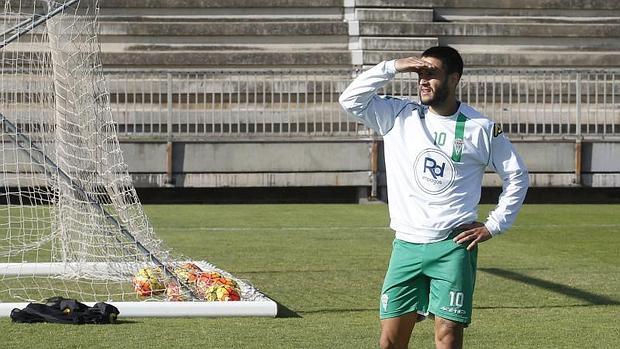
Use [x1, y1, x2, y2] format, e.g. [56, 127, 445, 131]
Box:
[0, 0, 265, 304]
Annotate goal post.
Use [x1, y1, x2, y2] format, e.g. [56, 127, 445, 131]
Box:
[0, 0, 277, 317]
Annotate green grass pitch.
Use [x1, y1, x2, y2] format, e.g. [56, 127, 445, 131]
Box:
[1, 204, 619, 348]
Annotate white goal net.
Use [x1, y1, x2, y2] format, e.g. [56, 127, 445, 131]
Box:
[0, 0, 275, 316]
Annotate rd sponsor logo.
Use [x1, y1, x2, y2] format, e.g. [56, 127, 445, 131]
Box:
[413, 149, 455, 195]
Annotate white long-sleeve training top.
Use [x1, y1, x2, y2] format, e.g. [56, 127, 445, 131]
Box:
[339, 60, 529, 243]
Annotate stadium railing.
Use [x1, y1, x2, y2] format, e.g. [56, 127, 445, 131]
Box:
[19, 68, 619, 140]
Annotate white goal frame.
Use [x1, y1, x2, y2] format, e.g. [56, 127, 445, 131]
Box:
[0, 262, 277, 317]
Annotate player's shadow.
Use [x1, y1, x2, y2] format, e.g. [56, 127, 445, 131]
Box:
[479, 267, 620, 306]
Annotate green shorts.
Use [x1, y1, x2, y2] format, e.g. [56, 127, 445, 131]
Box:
[380, 233, 478, 325]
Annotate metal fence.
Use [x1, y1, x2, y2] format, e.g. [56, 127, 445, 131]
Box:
[107, 70, 361, 139]
[107, 69, 620, 140]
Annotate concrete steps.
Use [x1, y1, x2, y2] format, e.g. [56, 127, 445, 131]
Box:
[358, 21, 620, 63]
[101, 41, 346, 52]
[99, 21, 347, 36]
[353, 1, 620, 67]
[354, 9, 433, 22]
[360, 37, 438, 51]
[361, 40, 620, 53]
[359, 22, 620, 38]
[435, 14, 620, 24]
[99, 0, 344, 8]
[354, 0, 620, 10]
[1, 0, 350, 69]
[8, 1, 619, 68]
[363, 50, 620, 67]
[100, 51, 350, 68]
[97, 21, 349, 56]
[98, 7, 343, 21]
[94, 3, 349, 68]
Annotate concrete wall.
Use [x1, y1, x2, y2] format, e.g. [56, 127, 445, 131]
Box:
[120, 139, 620, 200]
[124, 140, 373, 188]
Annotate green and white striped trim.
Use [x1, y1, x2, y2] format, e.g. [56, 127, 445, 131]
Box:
[451, 113, 468, 162]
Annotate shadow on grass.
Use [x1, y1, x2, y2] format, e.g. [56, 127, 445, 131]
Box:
[299, 308, 376, 315]
[476, 304, 618, 310]
[480, 268, 620, 306]
[112, 319, 141, 324]
[276, 300, 302, 318]
[260, 290, 301, 318]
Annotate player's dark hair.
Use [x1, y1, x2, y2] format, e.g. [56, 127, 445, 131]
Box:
[421, 46, 464, 78]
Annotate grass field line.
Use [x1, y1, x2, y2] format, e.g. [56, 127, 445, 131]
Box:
[156, 223, 620, 231]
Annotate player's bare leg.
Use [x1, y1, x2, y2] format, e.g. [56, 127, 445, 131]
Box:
[434, 316, 464, 349]
[379, 312, 418, 349]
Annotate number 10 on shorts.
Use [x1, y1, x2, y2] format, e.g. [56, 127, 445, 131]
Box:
[449, 291, 464, 307]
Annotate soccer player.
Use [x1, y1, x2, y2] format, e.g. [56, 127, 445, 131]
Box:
[339, 46, 529, 349]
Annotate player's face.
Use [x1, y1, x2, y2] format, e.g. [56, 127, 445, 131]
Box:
[417, 57, 452, 107]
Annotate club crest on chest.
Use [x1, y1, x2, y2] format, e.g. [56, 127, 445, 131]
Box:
[453, 138, 465, 158]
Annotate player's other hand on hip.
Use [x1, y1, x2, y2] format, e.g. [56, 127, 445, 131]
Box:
[453, 222, 492, 251]
[394, 57, 436, 73]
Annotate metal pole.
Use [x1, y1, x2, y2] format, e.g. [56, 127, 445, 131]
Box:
[0, 14, 40, 37]
[574, 138, 582, 186]
[166, 73, 174, 186]
[574, 73, 583, 186]
[370, 139, 378, 200]
[0, 0, 80, 49]
[576, 72, 582, 137]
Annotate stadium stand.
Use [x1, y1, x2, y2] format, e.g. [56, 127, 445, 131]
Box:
[92, 0, 620, 199]
[97, 0, 350, 68]
[3, 0, 617, 200]
[95, 0, 620, 69]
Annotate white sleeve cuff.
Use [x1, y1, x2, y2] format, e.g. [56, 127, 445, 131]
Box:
[484, 221, 502, 236]
[385, 60, 397, 75]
